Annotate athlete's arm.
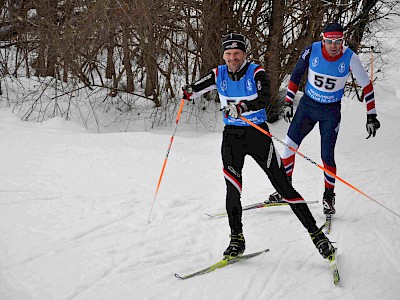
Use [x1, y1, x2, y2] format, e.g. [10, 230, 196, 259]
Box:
[185, 70, 217, 99]
[350, 54, 376, 115]
[241, 67, 271, 111]
[285, 45, 312, 103]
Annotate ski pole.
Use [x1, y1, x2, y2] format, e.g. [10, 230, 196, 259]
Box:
[147, 99, 185, 223]
[240, 116, 400, 218]
[370, 45, 374, 82]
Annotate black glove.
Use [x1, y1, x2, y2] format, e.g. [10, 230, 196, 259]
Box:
[223, 102, 248, 119]
[182, 84, 193, 100]
[366, 114, 380, 139]
[282, 101, 293, 123]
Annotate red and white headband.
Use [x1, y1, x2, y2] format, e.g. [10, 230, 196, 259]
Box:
[323, 32, 344, 39]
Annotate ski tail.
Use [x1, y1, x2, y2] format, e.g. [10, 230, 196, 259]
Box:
[328, 248, 340, 285]
[325, 214, 332, 234]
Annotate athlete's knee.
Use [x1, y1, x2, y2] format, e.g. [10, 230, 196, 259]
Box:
[282, 135, 298, 159]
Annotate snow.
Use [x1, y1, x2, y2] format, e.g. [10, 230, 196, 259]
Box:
[2, 24, 400, 300]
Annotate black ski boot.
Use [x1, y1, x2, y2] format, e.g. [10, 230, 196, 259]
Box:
[268, 177, 292, 203]
[310, 227, 335, 259]
[323, 188, 336, 215]
[223, 232, 245, 258]
[268, 191, 283, 203]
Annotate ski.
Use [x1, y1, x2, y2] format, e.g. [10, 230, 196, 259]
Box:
[206, 200, 319, 218]
[175, 249, 269, 280]
[325, 214, 332, 234]
[328, 248, 340, 285]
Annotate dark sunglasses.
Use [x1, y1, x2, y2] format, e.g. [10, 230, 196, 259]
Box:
[323, 38, 344, 45]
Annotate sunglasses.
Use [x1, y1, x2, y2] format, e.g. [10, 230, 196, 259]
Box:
[323, 38, 344, 45]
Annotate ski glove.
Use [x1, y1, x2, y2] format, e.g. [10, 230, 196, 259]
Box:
[366, 114, 380, 139]
[223, 102, 248, 119]
[282, 101, 293, 123]
[182, 84, 193, 100]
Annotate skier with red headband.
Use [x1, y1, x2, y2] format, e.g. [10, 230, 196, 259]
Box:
[269, 22, 380, 217]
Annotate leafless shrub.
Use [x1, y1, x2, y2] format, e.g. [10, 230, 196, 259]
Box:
[0, 0, 398, 130]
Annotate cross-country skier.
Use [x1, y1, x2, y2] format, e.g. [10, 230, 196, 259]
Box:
[269, 22, 380, 216]
[182, 33, 334, 261]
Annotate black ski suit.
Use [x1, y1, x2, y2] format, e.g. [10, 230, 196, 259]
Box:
[187, 61, 320, 235]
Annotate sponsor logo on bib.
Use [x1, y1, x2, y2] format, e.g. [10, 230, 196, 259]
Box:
[338, 62, 346, 73]
[312, 57, 319, 67]
[220, 80, 227, 91]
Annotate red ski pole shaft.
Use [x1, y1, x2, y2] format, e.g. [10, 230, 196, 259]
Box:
[239, 116, 400, 218]
[148, 99, 185, 222]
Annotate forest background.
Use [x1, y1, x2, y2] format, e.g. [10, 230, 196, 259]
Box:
[0, 0, 399, 130]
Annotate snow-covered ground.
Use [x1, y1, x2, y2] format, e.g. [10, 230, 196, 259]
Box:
[1, 21, 400, 300]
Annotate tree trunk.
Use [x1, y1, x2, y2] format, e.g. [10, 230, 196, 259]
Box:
[121, 22, 134, 93]
[346, 0, 378, 52]
[142, 29, 159, 106]
[266, 0, 285, 100]
[200, 0, 230, 75]
[282, 0, 324, 89]
[105, 40, 115, 80]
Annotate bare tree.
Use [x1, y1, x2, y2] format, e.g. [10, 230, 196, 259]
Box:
[0, 0, 398, 127]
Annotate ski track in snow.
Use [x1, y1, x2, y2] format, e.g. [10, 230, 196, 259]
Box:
[2, 25, 400, 299]
[1, 98, 400, 299]
[2, 89, 400, 299]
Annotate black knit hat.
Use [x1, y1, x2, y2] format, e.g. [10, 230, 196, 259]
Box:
[221, 33, 246, 53]
[323, 22, 344, 38]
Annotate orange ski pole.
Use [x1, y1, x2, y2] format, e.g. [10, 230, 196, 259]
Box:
[148, 99, 185, 222]
[240, 116, 400, 218]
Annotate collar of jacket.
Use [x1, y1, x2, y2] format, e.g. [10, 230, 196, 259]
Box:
[321, 44, 344, 62]
[227, 61, 250, 81]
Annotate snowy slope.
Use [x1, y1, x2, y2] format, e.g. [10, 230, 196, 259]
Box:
[2, 24, 400, 300]
[1, 74, 400, 299]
